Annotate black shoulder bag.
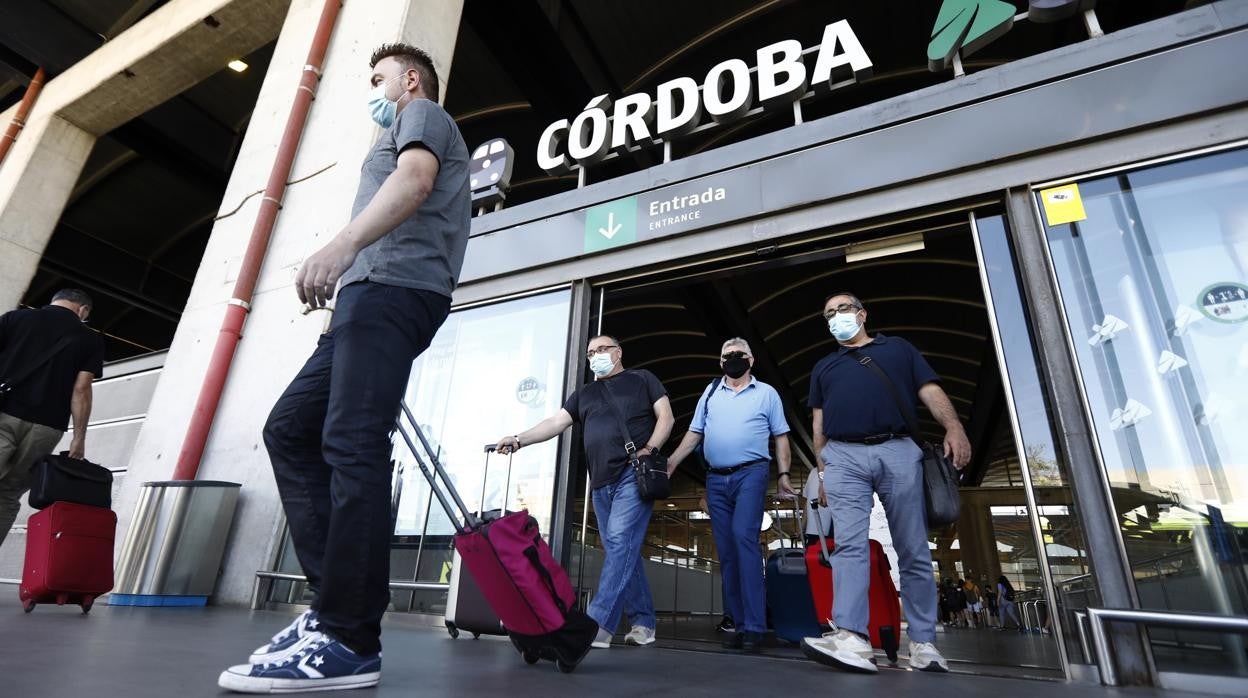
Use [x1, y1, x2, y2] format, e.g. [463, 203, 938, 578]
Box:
[0, 334, 78, 413]
[851, 351, 962, 527]
[600, 379, 670, 501]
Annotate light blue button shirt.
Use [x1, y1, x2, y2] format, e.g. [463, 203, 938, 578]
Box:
[690, 376, 789, 468]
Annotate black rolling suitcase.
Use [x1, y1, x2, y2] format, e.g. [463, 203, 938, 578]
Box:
[444, 449, 509, 639]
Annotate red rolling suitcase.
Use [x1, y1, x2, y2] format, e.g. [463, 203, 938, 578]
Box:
[394, 404, 596, 673]
[20, 501, 116, 613]
[804, 503, 901, 663]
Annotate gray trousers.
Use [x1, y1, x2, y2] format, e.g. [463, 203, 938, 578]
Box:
[0, 412, 64, 547]
[822, 438, 938, 644]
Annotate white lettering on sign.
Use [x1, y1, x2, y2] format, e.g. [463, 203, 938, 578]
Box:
[537, 20, 871, 174]
[646, 187, 726, 231]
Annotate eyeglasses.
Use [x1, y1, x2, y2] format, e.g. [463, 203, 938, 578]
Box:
[721, 352, 750, 361]
[822, 303, 861, 320]
[586, 344, 618, 358]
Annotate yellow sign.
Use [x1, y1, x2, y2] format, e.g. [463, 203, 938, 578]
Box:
[1039, 183, 1087, 226]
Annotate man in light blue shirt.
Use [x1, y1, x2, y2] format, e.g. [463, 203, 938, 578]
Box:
[668, 338, 793, 652]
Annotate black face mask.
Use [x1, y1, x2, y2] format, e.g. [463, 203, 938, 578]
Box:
[722, 354, 750, 379]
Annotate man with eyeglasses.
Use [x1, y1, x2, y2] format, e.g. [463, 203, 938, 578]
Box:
[496, 335, 673, 649]
[801, 292, 970, 675]
[667, 338, 793, 653]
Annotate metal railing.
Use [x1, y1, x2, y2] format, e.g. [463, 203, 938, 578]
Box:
[250, 570, 448, 610]
[1085, 607, 1248, 686]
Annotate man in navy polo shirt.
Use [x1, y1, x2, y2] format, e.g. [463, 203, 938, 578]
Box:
[667, 337, 793, 653]
[801, 292, 970, 675]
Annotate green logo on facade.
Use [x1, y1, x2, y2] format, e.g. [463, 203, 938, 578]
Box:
[928, 1, 1095, 71]
[928, 0, 1017, 70]
[584, 197, 637, 253]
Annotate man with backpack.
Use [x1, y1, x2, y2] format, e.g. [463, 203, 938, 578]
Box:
[667, 337, 794, 653]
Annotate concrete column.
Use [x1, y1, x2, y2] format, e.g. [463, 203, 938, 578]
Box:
[117, 0, 465, 606]
[0, 114, 95, 311]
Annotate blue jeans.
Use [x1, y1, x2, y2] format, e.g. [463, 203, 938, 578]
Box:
[706, 461, 769, 634]
[822, 439, 938, 643]
[588, 472, 656, 632]
[264, 282, 450, 655]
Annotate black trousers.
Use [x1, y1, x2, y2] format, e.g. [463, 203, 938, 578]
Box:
[264, 281, 449, 655]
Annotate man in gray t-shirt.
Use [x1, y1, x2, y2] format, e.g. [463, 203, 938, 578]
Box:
[218, 43, 470, 694]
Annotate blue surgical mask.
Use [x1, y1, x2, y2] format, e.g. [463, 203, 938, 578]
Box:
[589, 353, 615, 377]
[367, 75, 404, 128]
[828, 312, 861, 342]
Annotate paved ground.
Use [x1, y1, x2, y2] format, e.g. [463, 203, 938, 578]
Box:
[0, 594, 1195, 698]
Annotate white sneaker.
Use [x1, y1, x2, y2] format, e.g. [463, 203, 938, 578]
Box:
[591, 627, 613, 649]
[801, 629, 878, 673]
[908, 641, 949, 673]
[624, 625, 655, 646]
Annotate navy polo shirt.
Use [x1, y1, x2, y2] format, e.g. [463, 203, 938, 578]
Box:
[809, 334, 940, 441]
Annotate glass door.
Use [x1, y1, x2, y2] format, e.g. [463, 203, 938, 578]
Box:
[1039, 146, 1248, 679]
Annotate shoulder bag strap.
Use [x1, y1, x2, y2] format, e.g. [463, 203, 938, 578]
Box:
[0, 333, 79, 393]
[599, 378, 638, 459]
[847, 348, 923, 447]
[698, 377, 723, 425]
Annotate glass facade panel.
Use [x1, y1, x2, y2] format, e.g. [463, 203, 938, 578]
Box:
[1042, 148, 1248, 677]
[388, 289, 572, 610]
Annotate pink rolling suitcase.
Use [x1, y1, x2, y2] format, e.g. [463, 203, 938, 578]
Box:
[395, 404, 596, 673]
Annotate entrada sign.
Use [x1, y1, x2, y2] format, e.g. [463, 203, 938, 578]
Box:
[537, 20, 872, 175]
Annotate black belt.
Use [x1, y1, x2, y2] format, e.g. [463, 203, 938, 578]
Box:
[707, 459, 768, 476]
[837, 433, 905, 445]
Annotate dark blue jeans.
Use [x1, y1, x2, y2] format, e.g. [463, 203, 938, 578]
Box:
[264, 281, 449, 655]
[706, 461, 769, 634]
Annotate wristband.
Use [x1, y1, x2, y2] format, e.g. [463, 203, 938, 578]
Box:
[512, 435, 522, 449]
[778, 472, 790, 479]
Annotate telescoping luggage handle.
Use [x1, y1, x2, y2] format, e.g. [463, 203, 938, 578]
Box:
[481, 443, 513, 515]
[394, 402, 480, 532]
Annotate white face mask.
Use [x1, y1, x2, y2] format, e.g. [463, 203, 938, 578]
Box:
[367, 74, 406, 128]
[589, 353, 616, 377]
[828, 312, 861, 342]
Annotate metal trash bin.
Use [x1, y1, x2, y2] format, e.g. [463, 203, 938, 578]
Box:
[111, 480, 241, 607]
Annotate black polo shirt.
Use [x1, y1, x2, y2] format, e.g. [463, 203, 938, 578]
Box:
[809, 334, 939, 441]
[0, 305, 105, 430]
[562, 369, 667, 489]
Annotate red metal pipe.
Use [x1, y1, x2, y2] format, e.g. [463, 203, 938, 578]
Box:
[173, 0, 343, 480]
[0, 67, 47, 168]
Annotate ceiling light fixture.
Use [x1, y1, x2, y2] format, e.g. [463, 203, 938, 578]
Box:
[227, 59, 248, 73]
[844, 232, 926, 263]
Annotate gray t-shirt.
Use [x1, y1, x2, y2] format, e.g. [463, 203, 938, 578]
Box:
[338, 99, 471, 298]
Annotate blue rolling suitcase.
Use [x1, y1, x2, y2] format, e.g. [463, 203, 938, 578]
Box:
[766, 499, 822, 643]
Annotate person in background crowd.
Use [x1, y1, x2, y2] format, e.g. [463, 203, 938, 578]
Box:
[963, 576, 983, 628]
[996, 575, 1024, 632]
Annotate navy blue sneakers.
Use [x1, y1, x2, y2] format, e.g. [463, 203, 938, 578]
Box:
[249, 610, 319, 665]
[221, 630, 381, 694]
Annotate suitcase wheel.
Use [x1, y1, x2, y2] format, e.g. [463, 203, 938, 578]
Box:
[81, 597, 94, 614]
[555, 659, 577, 674]
[23, 600, 36, 613]
[523, 651, 539, 665]
[446, 624, 460, 639]
[472, 632, 481, 640]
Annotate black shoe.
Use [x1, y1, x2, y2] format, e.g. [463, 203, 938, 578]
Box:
[741, 631, 764, 654]
[722, 632, 744, 650]
[716, 616, 736, 633]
